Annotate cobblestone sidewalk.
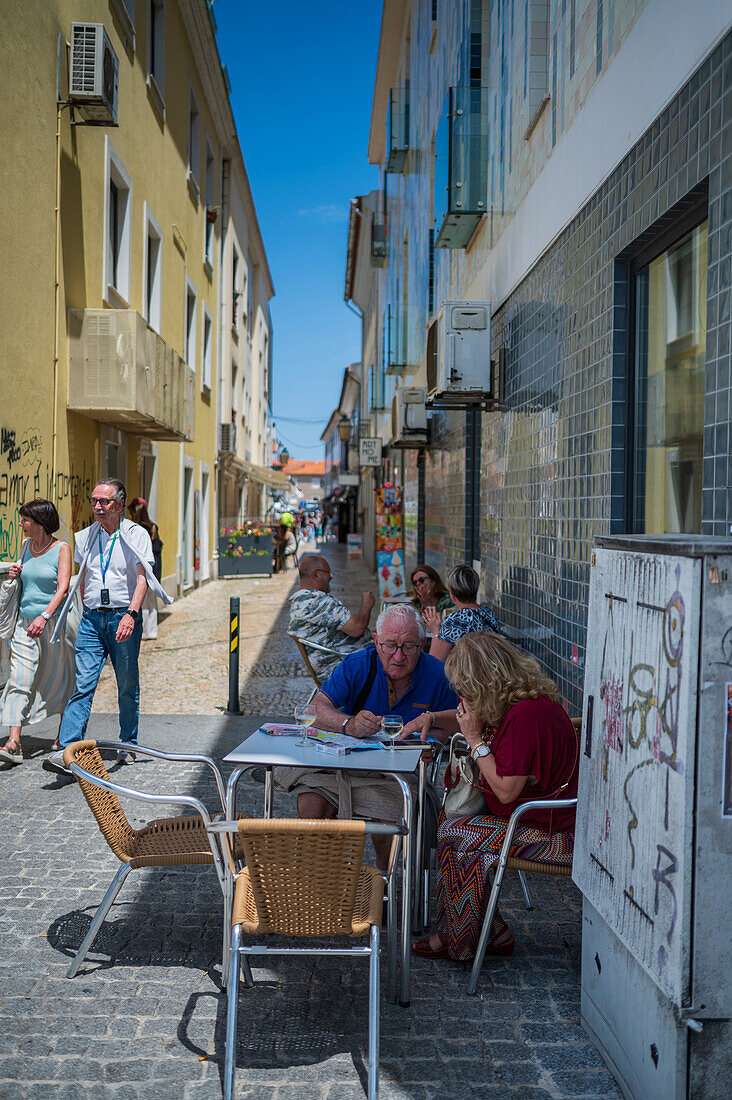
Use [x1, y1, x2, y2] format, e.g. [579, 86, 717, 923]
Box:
[0, 541, 620, 1099]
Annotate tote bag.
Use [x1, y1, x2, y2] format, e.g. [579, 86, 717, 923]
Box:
[0, 577, 20, 640]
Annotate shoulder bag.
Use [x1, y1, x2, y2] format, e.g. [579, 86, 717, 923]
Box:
[0, 540, 28, 640]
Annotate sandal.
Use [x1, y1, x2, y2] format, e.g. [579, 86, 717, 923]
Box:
[411, 934, 451, 960]
[0, 740, 23, 765]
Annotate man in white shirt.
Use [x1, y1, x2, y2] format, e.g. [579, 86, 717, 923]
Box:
[45, 478, 171, 777]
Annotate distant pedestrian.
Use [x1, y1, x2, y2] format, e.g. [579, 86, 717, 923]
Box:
[44, 478, 172, 778]
[0, 500, 74, 767]
[128, 497, 163, 639]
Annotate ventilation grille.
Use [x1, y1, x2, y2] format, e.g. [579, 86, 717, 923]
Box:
[70, 24, 98, 95]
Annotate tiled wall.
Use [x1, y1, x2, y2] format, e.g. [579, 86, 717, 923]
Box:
[479, 32, 732, 712]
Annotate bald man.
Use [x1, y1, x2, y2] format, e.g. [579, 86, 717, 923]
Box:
[288, 554, 375, 680]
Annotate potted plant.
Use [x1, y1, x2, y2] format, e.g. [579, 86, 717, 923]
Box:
[217, 522, 274, 577]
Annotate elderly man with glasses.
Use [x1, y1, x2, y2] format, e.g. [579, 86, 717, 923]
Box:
[44, 478, 172, 777]
[275, 604, 457, 868]
[288, 553, 375, 680]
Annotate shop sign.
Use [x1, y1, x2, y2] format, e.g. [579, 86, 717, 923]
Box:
[359, 438, 383, 467]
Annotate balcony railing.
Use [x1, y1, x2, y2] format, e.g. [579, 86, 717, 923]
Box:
[384, 303, 409, 376]
[434, 86, 489, 248]
[68, 310, 194, 441]
[386, 86, 410, 173]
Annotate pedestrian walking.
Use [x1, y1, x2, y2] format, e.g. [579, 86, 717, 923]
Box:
[44, 478, 172, 778]
[128, 497, 163, 639]
[0, 500, 74, 766]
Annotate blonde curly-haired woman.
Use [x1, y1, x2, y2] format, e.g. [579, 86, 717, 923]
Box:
[411, 633, 578, 961]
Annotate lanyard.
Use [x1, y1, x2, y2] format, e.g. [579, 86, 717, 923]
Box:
[98, 529, 119, 584]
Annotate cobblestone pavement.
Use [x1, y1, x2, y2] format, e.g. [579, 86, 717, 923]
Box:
[0, 542, 621, 1099]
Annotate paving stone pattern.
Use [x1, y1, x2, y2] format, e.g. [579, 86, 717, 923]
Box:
[0, 542, 620, 1099]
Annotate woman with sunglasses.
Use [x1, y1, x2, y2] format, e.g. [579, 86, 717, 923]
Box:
[410, 564, 454, 618]
[412, 633, 578, 962]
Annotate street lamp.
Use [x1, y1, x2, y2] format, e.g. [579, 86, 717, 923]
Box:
[280, 446, 289, 465]
[337, 418, 352, 443]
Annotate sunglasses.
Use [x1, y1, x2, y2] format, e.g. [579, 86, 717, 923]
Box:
[412, 576, 430, 585]
[89, 497, 117, 508]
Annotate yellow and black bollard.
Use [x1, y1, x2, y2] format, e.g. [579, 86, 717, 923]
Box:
[227, 596, 242, 715]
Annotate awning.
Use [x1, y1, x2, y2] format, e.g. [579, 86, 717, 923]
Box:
[219, 453, 291, 490]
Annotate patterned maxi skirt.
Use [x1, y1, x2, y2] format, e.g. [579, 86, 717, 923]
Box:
[436, 809, 574, 960]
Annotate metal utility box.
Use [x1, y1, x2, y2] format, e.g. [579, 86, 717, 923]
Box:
[574, 535, 732, 1100]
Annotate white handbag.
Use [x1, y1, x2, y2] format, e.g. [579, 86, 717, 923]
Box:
[0, 577, 21, 640]
[443, 742, 487, 818]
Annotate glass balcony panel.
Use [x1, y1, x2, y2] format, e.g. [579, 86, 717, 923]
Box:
[434, 86, 489, 249]
[371, 205, 387, 267]
[387, 87, 410, 173]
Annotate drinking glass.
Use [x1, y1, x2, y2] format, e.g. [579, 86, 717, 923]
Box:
[381, 714, 403, 750]
[294, 702, 317, 748]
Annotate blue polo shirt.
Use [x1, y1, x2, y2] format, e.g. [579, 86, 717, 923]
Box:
[320, 647, 458, 721]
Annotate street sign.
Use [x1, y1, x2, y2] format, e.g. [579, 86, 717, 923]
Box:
[339, 473, 360, 486]
[359, 438, 382, 466]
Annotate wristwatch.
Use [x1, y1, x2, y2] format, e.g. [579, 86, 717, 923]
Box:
[471, 743, 491, 762]
[41, 611, 51, 621]
[126, 608, 139, 620]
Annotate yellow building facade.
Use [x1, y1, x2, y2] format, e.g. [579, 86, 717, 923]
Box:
[0, 0, 274, 592]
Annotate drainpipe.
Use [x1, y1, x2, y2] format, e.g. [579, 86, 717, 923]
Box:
[52, 35, 69, 494]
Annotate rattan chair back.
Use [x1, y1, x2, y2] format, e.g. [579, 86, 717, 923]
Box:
[64, 740, 137, 862]
[236, 818, 368, 937]
[291, 637, 322, 687]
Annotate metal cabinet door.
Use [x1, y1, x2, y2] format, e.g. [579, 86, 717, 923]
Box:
[573, 547, 701, 1006]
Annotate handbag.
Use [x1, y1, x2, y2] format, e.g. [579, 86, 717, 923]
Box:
[0, 577, 20, 640]
[443, 740, 487, 818]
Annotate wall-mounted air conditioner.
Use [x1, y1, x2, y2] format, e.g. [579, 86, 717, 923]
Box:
[426, 300, 493, 401]
[220, 423, 237, 453]
[69, 23, 119, 125]
[391, 386, 428, 447]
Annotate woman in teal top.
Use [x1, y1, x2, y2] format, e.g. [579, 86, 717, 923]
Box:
[0, 500, 73, 766]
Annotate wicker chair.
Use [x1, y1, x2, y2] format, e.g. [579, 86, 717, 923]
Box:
[466, 716, 581, 995]
[63, 739, 227, 979]
[210, 816, 404, 1100]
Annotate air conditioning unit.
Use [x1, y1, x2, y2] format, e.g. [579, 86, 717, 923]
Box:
[391, 387, 428, 447]
[426, 300, 493, 401]
[69, 23, 119, 125]
[220, 423, 237, 453]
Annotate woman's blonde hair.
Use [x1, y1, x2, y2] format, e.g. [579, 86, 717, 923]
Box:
[444, 633, 559, 728]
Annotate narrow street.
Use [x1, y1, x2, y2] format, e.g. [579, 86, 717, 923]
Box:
[0, 544, 619, 1099]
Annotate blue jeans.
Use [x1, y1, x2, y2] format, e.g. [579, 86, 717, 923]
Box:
[59, 608, 143, 748]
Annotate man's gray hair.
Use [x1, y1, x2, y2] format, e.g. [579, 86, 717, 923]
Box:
[375, 603, 425, 640]
[95, 478, 127, 505]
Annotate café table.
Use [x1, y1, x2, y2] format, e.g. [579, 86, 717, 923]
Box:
[223, 729, 423, 1007]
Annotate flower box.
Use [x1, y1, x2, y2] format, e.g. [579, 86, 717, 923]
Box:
[217, 533, 273, 577]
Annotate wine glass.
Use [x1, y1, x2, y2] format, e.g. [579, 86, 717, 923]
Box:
[294, 701, 317, 748]
[381, 713, 403, 750]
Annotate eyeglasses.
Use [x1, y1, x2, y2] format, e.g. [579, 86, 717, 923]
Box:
[378, 641, 420, 656]
[89, 497, 116, 507]
[412, 576, 430, 586]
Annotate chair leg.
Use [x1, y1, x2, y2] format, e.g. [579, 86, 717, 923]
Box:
[223, 924, 242, 1100]
[517, 869, 533, 910]
[387, 840, 399, 1004]
[368, 923, 380, 1100]
[67, 862, 132, 979]
[468, 862, 508, 996]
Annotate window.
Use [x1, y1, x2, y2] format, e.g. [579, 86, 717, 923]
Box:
[185, 278, 197, 371]
[231, 359, 238, 423]
[147, 1, 165, 106]
[231, 247, 240, 333]
[204, 140, 216, 270]
[188, 85, 200, 197]
[201, 305, 212, 394]
[104, 138, 132, 305]
[111, 0, 135, 48]
[630, 220, 707, 534]
[143, 203, 162, 331]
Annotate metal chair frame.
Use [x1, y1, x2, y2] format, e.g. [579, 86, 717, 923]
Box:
[288, 633, 344, 701]
[65, 741, 227, 979]
[209, 817, 406, 1100]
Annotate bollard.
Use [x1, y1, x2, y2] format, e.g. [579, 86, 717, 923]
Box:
[227, 596, 242, 715]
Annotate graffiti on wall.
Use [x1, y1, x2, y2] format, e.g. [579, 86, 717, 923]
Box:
[0, 425, 95, 560]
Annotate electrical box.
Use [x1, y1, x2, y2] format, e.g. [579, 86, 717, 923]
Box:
[426, 300, 492, 400]
[69, 23, 119, 125]
[574, 535, 732, 1099]
[391, 387, 428, 447]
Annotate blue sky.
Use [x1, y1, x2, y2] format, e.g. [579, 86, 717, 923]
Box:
[213, 1, 381, 456]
